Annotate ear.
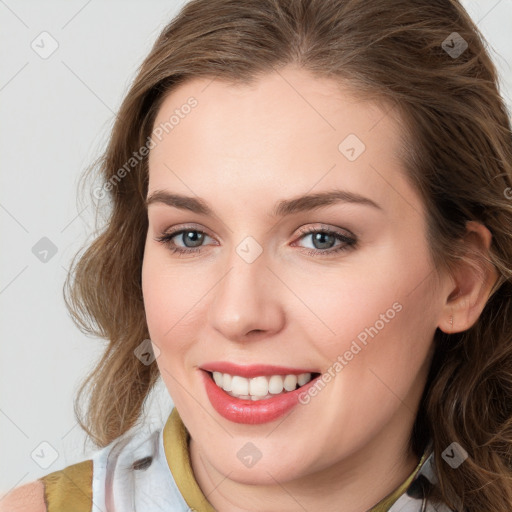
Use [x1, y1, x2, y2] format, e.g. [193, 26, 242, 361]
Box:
[438, 221, 499, 334]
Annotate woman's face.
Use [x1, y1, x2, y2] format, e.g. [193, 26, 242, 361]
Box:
[142, 66, 447, 484]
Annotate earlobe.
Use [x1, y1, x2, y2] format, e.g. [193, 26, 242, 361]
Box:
[438, 221, 498, 334]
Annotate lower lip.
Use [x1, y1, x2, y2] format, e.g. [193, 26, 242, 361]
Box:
[201, 370, 319, 424]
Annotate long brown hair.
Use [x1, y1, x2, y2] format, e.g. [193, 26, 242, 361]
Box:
[64, 0, 512, 509]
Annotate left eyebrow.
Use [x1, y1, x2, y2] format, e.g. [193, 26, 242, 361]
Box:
[145, 189, 382, 216]
[272, 189, 382, 217]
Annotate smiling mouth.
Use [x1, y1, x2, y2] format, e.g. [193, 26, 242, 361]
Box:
[205, 370, 322, 401]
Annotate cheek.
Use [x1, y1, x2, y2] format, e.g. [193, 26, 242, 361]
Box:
[142, 245, 190, 330]
[292, 243, 439, 407]
[142, 249, 183, 357]
[142, 253, 194, 405]
[141, 246, 212, 367]
[281, 251, 436, 360]
[304, 289, 436, 456]
[142, 263, 171, 342]
[320, 272, 437, 418]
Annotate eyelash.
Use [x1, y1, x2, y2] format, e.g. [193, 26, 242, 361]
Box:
[154, 225, 357, 257]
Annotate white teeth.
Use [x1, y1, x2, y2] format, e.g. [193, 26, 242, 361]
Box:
[213, 371, 223, 387]
[298, 373, 310, 386]
[231, 375, 249, 395]
[222, 373, 232, 391]
[268, 375, 284, 394]
[283, 374, 298, 391]
[210, 371, 313, 399]
[249, 376, 268, 396]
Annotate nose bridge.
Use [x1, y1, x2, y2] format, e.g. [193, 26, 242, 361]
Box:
[208, 237, 283, 340]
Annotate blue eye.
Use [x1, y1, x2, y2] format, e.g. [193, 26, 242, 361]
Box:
[155, 228, 214, 255]
[294, 227, 357, 256]
[155, 225, 357, 257]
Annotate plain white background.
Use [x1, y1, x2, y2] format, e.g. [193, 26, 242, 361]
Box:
[0, 0, 511, 494]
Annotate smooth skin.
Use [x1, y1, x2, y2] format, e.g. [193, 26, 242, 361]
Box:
[141, 65, 497, 512]
[3, 66, 495, 512]
[0, 480, 46, 511]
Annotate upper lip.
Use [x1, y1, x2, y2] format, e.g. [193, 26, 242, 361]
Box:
[200, 361, 318, 378]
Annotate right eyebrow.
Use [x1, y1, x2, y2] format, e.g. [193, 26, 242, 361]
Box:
[145, 191, 213, 215]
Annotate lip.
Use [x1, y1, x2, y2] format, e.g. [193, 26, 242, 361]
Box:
[200, 369, 321, 425]
[200, 361, 317, 378]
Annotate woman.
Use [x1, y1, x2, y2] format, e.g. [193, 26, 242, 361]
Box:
[3, 0, 512, 510]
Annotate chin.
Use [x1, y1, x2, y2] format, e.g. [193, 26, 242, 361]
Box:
[210, 451, 311, 486]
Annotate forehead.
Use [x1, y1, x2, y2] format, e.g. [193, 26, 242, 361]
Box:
[147, 66, 420, 218]
[150, 67, 401, 158]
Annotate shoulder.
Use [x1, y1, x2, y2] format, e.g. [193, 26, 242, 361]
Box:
[1, 459, 94, 512]
[1, 417, 178, 512]
[39, 459, 93, 511]
[0, 480, 46, 512]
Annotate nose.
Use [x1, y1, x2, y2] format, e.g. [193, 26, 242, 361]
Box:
[207, 247, 286, 343]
